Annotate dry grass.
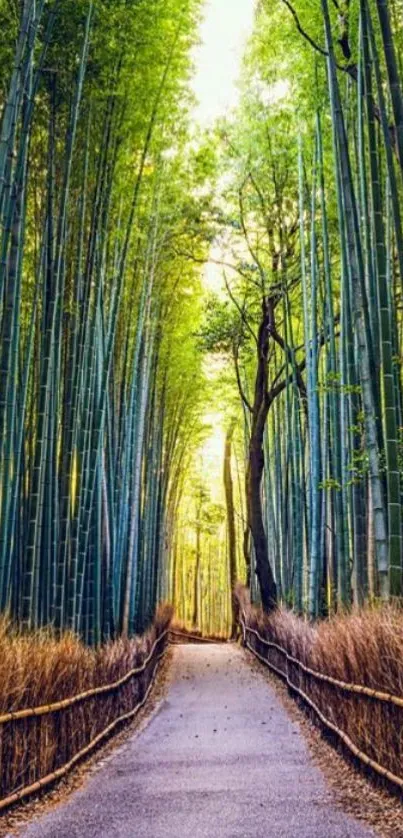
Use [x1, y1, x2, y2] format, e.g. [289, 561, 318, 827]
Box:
[0, 604, 173, 806]
[235, 584, 403, 789]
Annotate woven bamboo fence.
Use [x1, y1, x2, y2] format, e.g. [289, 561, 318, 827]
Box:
[169, 629, 228, 644]
[240, 612, 403, 792]
[0, 628, 169, 811]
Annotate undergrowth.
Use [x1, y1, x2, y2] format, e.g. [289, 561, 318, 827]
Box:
[236, 584, 403, 787]
[0, 604, 173, 804]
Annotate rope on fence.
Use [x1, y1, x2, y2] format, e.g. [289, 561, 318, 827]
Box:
[0, 632, 168, 812]
[240, 613, 403, 792]
[241, 614, 403, 707]
[0, 630, 169, 725]
[0, 626, 221, 812]
[169, 630, 226, 644]
[0, 629, 220, 725]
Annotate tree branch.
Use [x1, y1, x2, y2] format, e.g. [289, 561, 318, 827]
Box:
[239, 182, 267, 290]
[279, 0, 399, 159]
[266, 317, 340, 409]
[232, 340, 253, 413]
[223, 271, 258, 344]
[279, 0, 329, 58]
[268, 321, 308, 414]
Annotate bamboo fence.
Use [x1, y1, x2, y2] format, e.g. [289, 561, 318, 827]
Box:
[0, 629, 169, 811]
[169, 629, 228, 644]
[240, 612, 403, 792]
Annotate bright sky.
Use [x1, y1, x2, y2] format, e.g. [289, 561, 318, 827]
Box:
[191, 1, 255, 485]
[192, 0, 255, 126]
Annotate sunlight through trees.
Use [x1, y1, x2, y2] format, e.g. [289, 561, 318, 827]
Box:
[1, 0, 403, 641]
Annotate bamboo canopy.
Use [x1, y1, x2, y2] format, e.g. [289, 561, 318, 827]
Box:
[2, 0, 403, 639]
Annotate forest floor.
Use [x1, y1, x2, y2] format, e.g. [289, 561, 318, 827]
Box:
[4, 643, 387, 838]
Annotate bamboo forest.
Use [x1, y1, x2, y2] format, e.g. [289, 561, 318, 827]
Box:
[2, 0, 403, 833]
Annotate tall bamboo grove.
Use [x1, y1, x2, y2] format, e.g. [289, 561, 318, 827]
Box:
[0, 0, 207, 643]
[211, 0, 403, 617]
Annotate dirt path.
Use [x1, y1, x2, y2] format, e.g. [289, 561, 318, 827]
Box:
[13, 645, 374, 838]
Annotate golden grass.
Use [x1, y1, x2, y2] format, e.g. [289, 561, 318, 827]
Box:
[0, 604, 173, 805]
[235, 584, 403, 786]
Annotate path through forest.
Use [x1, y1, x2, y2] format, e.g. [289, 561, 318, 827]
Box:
[16, 646, 374, 838]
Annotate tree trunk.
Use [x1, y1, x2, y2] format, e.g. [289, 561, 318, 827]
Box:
[246, 297, 278, 612]
[192, 493, 202, 627]
[224, 423, 238, 637]
[247, 440, 277, 610]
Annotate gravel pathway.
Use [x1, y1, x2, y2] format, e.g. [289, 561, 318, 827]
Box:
[15, 644, 374, 838]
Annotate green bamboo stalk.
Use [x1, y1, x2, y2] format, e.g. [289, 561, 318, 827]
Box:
[321, 0, 388, 598]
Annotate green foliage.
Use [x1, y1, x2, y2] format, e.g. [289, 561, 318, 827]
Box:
[198, 295, 244, 353]
[0, 0, 210, 642]
[209, 0, 403, 613]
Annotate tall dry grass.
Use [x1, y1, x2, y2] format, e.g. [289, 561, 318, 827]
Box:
[0, 604, 173, 806]
[236, 584, 403, 786]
